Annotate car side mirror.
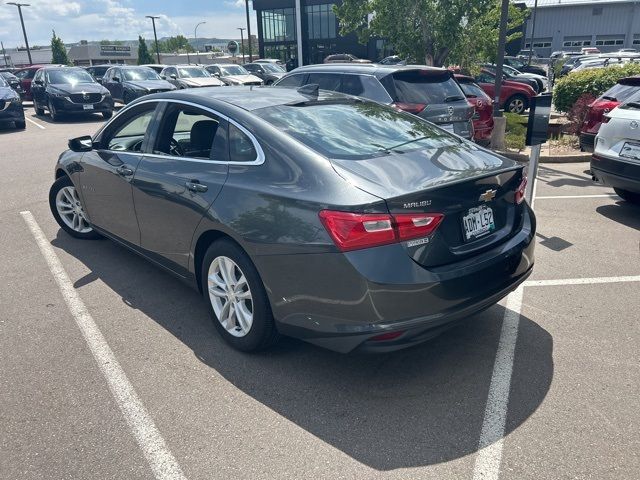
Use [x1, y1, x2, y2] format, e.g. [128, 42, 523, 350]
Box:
[113, 76, 120, 83]
[170, 74, 177, 80]
[34, 79, 43, 85]
[161, 75, 166, 80]
[9, 80, 19, 88]
[213, 72, 220, 77]
[69, 135, 93, 152]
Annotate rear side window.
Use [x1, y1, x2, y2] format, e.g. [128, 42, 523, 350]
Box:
[389, 70, 466, 105]
[275, 74, 306, 87]
[600, 82, 640, 102]
[340, 74, 392, 103]
[306, 73, 341, 91]
[229, 124, 258, 163]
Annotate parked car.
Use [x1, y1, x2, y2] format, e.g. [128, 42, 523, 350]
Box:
[571, 57, 631, 73]
[205, 64, 263, 86]
[618, 48, 638, 53]
[484, 64, 544, 93]
[242, 62, 285, 85]
[503, 56, 546, 77]
[580, 76, 640, 152]
[379, 55, 406, 65]
[475, 70, 537, 114]
[275, 64, 475, 139]
[102, 66, 175, 104]
[455, 74, 494, 146]
[0, 71, 23, 94]
[0, 74, 25, 129]
[49, 86, 535, 353]
[31, 66, 113, 121]
[252, 58, 285, 66]
[140, 64, 167, 74]
[84, 65, 112, 84]
[592, 94, 640, 204]
[558, 55, 594, 77]
[161, 65, 225, 89]
[324, 54, 371, 64]
[517, 49, 539, 61]
[13, 64, 63, 101]
[581, 47, 601, 55]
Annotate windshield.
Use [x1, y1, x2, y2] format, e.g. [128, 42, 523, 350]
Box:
[47, 69, 95, 85]
[391, 70, 466, 105]
[178, 67, 211, 78]
[220, 65, 249, 76]
[255, 100, 459, 160]
[122, 68, 162, 81]
[261, 63, 285, 73]
[600, 82, 640, 102]
[459, 81, 490, 100]
[502, 65, 522, 75]
[0, 75, 8, 87]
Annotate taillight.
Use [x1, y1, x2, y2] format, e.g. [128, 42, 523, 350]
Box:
[392, 102, 426, 114]
[370, 331, 404, 342]
[319, 210, 444, 252]
[515, 177, 528, 204]
[601, 115, 611, 124]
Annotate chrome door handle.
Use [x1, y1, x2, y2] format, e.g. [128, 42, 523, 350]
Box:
[116, 165, 134, 176]
[185, 180, 208, 193]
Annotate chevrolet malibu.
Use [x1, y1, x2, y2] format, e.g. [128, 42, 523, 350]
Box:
[49, 87, 535, 353]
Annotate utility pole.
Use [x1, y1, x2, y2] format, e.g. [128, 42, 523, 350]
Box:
[490, 0, 510, 150]
[195, 21, 205, 64]
[244, 0, 252, 62]
[7, 3, 32, 65]
[295, 0, 303, 67]
[1, 41, 8, 67]
[527, 0, 539, 66]
[145, 15, 161, 64]
[238, 27, 245, 62]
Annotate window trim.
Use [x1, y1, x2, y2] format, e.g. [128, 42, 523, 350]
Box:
[97, 98, 265, 165]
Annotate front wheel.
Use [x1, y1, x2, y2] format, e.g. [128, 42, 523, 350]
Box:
[506, 94, 528, 114]
[614, 187, 640, 204]
[49, 176, 101, 239]
[34, 99, 45, 116]
[201, 239, 279, 352]
[48, 99, 60, 121]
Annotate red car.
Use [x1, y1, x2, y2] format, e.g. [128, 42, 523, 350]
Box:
[455, 74, 494, 146]
[580, 76, 640, 152]
[13, 64, 61, 101]
[474, 69, 536, 114]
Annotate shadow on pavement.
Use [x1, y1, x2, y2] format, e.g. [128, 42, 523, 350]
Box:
[596, 201, 640, 231]
[537, 165, 593, 189]
[28, 111, 108, 125]
[52, 231, 554, 471]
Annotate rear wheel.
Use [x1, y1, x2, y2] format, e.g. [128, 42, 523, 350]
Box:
[34, 99, 45, 116]
[614, 187, 640, 204]
[201, 239, 279, 352]
[506, 94, 528, 114]
[49, 176, 101, 239]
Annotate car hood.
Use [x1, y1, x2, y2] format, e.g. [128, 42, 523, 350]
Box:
[125, 79, 174, 90]
[328, 141, 517, 199]
[0, 86, 19, 100]
[181, 77, 225, 87]
[265, 72, 285, 80]
[48, 82, 108, 95]
[222, 74, 263, 84]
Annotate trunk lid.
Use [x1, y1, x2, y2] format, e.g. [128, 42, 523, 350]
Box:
[330, 144, 525, 267]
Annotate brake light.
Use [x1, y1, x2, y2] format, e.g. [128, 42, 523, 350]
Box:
[515, 177, 528, 204]
[392, 102, 426, 114]
[319, 210, 444, 251]
[370, 331, 404, 341]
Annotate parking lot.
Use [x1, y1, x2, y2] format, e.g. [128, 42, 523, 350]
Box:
[1, 105, 639, 480]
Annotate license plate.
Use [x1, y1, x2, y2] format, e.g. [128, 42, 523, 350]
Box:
[619, 142, 640, 160]
[83, 104, 94, 110]
[462, 205, 495, 241]
[441, 123, 455, 133]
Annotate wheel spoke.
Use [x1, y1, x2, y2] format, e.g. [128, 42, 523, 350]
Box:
[235, 302, 252, 333]
[218, 259, 233, 288]
[208, 272, 227, 291]
[56, 201, 73, 213]
[226, 302, 237, 330]
[208, 284, 227, 298]
[62, 188, 74, 204]
[234, 275, 247, 292]
[236, 289, 251, 300]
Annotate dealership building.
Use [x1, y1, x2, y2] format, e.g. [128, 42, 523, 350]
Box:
[523, 0, 640, 57]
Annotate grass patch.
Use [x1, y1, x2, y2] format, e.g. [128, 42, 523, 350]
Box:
[504, 112, 526, 152]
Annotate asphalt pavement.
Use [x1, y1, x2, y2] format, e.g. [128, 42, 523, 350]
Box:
[0, 106, 638, 480]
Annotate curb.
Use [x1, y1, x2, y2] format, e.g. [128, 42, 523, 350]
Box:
[496, 151, 591, 164]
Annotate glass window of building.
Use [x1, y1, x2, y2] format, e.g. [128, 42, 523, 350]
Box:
[305, 4, 337, 40]
[262, 8, 296, 42]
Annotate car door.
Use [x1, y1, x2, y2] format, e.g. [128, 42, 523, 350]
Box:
[131, 101, 230, 275]
[30, 69, 45, 107]
[107, 68, 124, 102]
[164, 67, 178, 87]
[78, 102, 159, 245]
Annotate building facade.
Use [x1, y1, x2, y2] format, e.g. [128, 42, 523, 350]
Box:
[67, 44, 138, 66]
[253, 0, 387, 64]
[523, 0, 640, 57]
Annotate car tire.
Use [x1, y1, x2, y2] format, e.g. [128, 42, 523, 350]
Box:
[102, 110, 113, 119]
[614, 187, 640, 204]
[15, 119, 26, 129]
[49, 176, 102, 240]
[34, 100, 45, 116]
[48, 99, 60, 121]
[201, 239, 279, 352]
[506, 94, 528, 114]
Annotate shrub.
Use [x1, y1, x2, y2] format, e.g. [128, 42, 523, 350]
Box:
[565, 93, 596, 135]
[553, 63, 640, 112]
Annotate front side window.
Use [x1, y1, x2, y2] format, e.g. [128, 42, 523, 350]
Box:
[103, 105, 157, 152]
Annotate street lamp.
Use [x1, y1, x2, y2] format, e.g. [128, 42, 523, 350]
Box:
[237, 27, 245, 62]
[194, 21, 206, 64]
[145, 15, 161, 64]
[244, 0, 252, 62]
[7, 2, 32, 65]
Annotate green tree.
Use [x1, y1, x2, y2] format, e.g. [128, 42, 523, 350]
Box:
[157, 35, 194, 53]
[51, 30, 70, 65]
[137, 36, 155, 64]
[100, 39, 124, 45]
[335, 0, 527, 67]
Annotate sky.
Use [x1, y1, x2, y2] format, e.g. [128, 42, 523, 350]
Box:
[0, 0, 259, 48]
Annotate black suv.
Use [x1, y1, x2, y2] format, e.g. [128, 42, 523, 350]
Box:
[243, 63, 286, 85]
[31, 67, 113, 121]
[275, 64, 474, 139]
[85, 65, 113, 84]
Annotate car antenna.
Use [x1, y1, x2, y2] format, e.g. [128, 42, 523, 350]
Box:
[297, 83, 319, 99]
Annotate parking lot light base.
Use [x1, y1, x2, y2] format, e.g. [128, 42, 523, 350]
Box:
[491, 116, 507, 150]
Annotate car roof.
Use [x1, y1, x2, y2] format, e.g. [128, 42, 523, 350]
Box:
[290, 63, 447, 76]
[453, 74, 476, 83]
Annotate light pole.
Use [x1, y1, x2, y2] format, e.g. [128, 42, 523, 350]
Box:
[145, 15, 161, 64]
[1, 41, 8, 67]
[244, 0, 252, 62]
[237, 27, 245, 62]
[527, 0, 539, 66]
[195, 21, 206, 64]
[7, 2, 32, 65]
[490, 0, 510, 150]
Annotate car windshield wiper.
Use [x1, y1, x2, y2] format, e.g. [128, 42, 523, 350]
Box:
[444, 95, 465, 102]
[601, 95, 617, 101]
[625, 101, 640, 109]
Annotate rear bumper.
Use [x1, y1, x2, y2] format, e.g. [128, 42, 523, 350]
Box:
[256, 204, 536, 353]
[580, 132, 595, 152]
[591, 154, 640, 193]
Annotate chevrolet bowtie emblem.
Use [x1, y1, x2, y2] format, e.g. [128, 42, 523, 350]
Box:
[479, 189, 497, 202]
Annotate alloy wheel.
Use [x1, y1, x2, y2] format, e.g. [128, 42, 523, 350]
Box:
[509, 98, 525, 114]
[207, 256, 254, 337]
[55, 186, 92, 233]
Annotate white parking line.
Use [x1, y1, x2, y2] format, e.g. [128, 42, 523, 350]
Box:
[535, 194, 617, 200]
[19, 211, 187, 480]
[25, 117, 45, 130]
[525, 275, 640, 287]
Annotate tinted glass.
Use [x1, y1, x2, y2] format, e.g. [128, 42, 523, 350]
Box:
[255, 101, 458, 160]
[47, 69, 95, 84]
[306, 73, 341, 91]
[601, 82, 640, 102]
[220, 65, 249, 76]
[340, 74, 391, 103]
[105, 107, 156, 151]
[262, 63, 284, 73]
[178, 67, 211, 78]
[229, 124, 258, 162]
[459, 81, 490, 100]
[275, 74, 306, 87]
[0, 76, 7, 87]
[122, 68, 161, 81]
[391, 71, 465, 104]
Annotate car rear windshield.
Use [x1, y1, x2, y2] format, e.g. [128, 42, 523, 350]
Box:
[388, 70, 466, 105]
[47, 69, 95, 84]
[458, 81, 490, 100]
[600, 82, 640, 102]
[255, 100, 459, 160]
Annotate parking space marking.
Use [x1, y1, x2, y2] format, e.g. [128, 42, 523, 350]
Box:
[24, 117, 45, 130]
[19, 211, 187, 480]
[535, 194, 617, 200]
[525, 275, 640, 287]
[472, 287, 524, 480]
